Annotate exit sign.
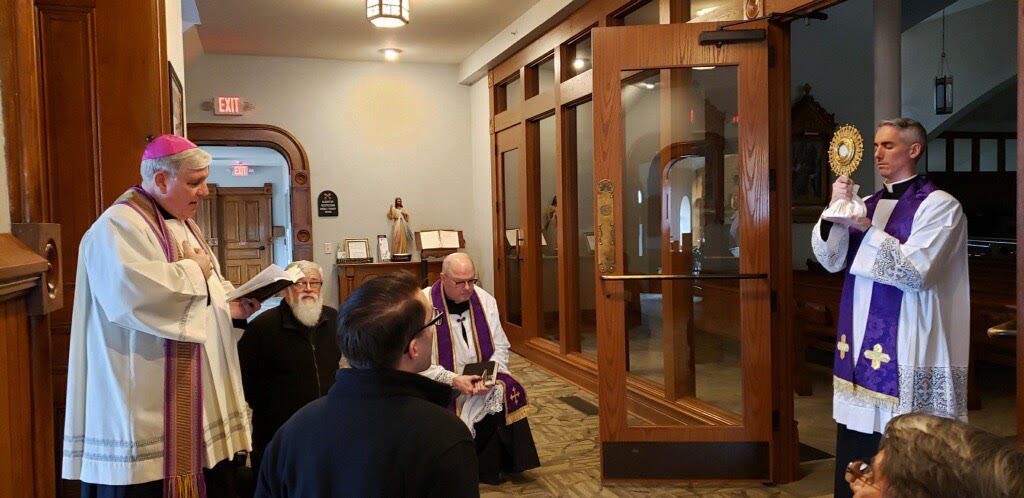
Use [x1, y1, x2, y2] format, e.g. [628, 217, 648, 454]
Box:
[232, 162, 250, 176]
[215, 96, 244, 115]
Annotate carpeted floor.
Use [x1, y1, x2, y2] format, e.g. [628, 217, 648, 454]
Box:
[483, 354, 835, 497]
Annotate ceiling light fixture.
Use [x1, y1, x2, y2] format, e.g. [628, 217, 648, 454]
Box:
[693, 66, 715, 71]
[572, 58, 587, 70]
[643, 82, 656, 90]
[367, 0, 409, 28]
[380, 48, 402, 61]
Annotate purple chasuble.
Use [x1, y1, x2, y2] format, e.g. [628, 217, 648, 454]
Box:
[430, 281, 530, 425]
[833, 176, 936, 410]
[116, 186, 209, 497]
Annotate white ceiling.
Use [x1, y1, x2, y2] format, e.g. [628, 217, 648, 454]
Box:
[194, 0, 542, 64]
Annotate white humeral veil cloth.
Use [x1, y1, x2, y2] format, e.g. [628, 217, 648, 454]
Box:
[420, 286, 512, 435]
[62, 200, 252, 485]
[811, 176, 970, 435]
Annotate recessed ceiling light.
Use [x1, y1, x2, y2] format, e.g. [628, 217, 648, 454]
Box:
[572, 58, 587, 70]
[643, 82, 655, 90]
[380, 48, 402, 61]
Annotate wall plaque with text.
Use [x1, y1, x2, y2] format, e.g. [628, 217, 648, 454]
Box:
[317, 190, 339, 217]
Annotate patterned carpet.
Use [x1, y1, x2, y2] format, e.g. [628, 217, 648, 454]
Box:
[483, 354, 834, 497]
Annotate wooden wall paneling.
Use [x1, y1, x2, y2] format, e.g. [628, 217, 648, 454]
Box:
[522, 91, 557, 122]
[560, 70, 594, 107]
[491, 0, 645, 84]
[0, 235, 52, 498]
[188, 123, 314, 261]
[1017, 0, 1023, 444]
[766, 21, 798, 484]
[0, 0, 46, 223]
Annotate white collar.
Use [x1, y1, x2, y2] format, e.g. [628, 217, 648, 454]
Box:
[883, 174, 918, 193]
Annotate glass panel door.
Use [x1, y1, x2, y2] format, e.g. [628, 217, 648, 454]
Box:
[592, 21, 785, 481]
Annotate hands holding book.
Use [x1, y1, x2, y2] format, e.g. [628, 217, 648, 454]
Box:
[452, 375, 493, 395]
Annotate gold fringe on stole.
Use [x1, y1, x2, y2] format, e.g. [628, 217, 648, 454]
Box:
[833, 376, 899, 412]
[497, 379, 531, 426]
[165, 472, 203, 498]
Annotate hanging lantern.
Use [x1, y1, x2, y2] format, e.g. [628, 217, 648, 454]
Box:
[934, 9, 953, 115]
[366, 0, 409, 28]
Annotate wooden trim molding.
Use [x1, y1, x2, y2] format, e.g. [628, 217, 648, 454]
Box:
[188, 123, 314, 261]
[0, 235, 48, 298]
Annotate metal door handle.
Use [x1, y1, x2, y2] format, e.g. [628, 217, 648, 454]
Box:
[600, 273, 767, 281]
[987, 319, 1016, 338]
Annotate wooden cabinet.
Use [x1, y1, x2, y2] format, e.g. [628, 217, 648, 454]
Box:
[335, 259, 443, 306]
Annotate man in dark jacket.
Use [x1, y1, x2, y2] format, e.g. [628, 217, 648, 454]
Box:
[256, 272, 479, 498]
[238, 260, 340, 474]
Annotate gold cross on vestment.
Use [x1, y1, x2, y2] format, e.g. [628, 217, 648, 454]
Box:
[510, 388, 522, 404]
[837, 334, 850, 360]
[864, 344, 891, 370]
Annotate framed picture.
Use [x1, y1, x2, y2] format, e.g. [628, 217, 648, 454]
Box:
[377, 234, 391, 262]
[168, 62, 184, 136]
[343, 238, 372, 263]
[791, 85, 835, 222]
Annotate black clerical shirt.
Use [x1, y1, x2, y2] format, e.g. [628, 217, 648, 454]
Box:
[446, 297, 471, 343]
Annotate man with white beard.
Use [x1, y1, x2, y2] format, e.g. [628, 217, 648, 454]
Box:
[238, 260, 340, 475]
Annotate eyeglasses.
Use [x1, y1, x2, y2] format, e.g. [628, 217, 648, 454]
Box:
[405, 307, 444, 353]
[844, 460, 879, 490]
[292, 280, 323, 290]
[420, 307, 444, 331]
[448, 278, 479, 288]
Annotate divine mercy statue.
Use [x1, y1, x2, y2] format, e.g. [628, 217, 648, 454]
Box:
[386, 197, 413, 255]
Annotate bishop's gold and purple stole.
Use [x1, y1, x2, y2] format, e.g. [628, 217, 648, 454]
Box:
[833, 176, 936, 410]
[431, 281, 530, 424]
[116, 186, 209, 497]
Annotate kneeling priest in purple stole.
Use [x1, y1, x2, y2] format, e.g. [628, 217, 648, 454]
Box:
[420, 253, 541, 485]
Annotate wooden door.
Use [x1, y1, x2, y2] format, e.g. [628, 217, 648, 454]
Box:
[592, 21, 794, 481]
[494, 125, 525, 339]
[1, 0, 176, 495]
[217, 184, 273, 286]
[193, 183, 220, 254]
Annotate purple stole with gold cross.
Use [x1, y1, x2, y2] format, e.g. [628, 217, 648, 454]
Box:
[833, 176, 936, 411]
[430, 281, 530, 425]
[117, 186, 212, 497]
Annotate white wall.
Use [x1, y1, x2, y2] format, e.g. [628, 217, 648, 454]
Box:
[469, 78, 494, 294]
[901, 0, 1017, 136]
[0, 82, 9, 233]
[187, 54, 473, 306]
[790, 0, 875, 269]
[166, 0, 186, 130]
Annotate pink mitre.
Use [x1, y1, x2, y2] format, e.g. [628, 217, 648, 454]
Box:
[142, 134, 198, 160]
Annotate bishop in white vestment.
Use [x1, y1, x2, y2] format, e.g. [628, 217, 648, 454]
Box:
[421, 253, 540, 484]
[62, 135, 260, 497]
[811, 119, 969, 498]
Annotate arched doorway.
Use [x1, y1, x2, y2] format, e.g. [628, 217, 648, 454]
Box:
[189, 123, 314, 261]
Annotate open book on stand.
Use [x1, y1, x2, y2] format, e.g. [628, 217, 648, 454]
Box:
[462, 360, 497, 387]
[226, 264, 304, 302]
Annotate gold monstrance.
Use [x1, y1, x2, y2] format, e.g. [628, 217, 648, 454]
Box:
[828, 124, 864, 177]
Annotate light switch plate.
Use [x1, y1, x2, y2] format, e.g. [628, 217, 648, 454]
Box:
[323, 242, 333, 254]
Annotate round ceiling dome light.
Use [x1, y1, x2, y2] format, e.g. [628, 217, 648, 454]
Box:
[380, 48, 402, 61]
[367, 0, 409, 28]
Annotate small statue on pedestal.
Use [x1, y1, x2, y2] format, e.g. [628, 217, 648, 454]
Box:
[386, 197, 413, 261]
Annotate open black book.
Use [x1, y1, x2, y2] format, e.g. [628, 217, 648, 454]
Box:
[462, 360, 497, 387]
[226, 265, 304, 302]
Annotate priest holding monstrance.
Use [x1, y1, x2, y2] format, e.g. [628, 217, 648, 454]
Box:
[810, 119, 969, 498]
[62, 135, 260, 497]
